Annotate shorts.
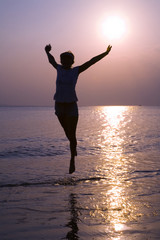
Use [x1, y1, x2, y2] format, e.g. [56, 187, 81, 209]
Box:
[55, 102, 78, 117]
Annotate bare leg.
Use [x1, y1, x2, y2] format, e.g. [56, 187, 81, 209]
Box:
[57, 115, 78, 174]
[67, 116, 78, 174]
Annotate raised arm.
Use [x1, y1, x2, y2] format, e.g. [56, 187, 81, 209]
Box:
[45, 44, 58, 69]
[78, 45, 112, 74]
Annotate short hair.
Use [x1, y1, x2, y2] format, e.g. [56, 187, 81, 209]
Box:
[60, 51, 74, 64]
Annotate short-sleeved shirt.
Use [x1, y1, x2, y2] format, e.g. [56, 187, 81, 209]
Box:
[54, 65, 79, 102]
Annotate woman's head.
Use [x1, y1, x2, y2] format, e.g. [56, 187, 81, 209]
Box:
[60, 51, 74, 68]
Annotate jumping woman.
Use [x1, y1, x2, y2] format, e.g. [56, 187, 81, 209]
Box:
[45, 44, 112, 174]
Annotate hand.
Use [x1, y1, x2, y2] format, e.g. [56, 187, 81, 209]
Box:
[45, 44, 52, 53]
[106, 45, 112, 54]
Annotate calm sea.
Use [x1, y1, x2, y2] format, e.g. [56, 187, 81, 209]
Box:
[0, 106, 160, 240]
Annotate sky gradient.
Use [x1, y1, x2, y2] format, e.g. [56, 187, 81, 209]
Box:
[0, 0, 160, 106]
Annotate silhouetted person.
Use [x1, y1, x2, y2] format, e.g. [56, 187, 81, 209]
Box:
[45, 44, 112, 174]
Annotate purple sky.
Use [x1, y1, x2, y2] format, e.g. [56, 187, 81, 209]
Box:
[0, 0, 160, 106]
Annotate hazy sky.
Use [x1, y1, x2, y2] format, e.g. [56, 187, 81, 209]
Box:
[0, 0, 160, 106]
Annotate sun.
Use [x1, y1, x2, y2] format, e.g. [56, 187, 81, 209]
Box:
[102, 16, 126, 40]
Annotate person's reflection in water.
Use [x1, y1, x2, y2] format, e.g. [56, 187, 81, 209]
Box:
[66, 193, 79, 239]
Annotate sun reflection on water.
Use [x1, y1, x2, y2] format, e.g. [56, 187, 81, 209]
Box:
[98, 106, 127, 153]
[93, 106, 136, 238]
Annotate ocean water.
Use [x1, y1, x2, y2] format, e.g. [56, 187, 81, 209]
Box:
[0, 106, 160, 240]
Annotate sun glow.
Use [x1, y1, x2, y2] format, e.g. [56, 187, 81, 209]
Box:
[102, 16, 126, 40]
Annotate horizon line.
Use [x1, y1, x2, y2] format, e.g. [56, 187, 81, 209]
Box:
[0, 104, 159, 108]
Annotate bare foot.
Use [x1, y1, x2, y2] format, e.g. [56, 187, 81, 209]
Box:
[69, 158, 75, 174]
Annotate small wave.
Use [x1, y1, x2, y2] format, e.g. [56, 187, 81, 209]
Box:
[0, 136, 70, 159]
[0, 146, 66, 158]
[132, 169, 160, 174]
[0, 176, 107, 188]
[125, 169, 160, 181]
